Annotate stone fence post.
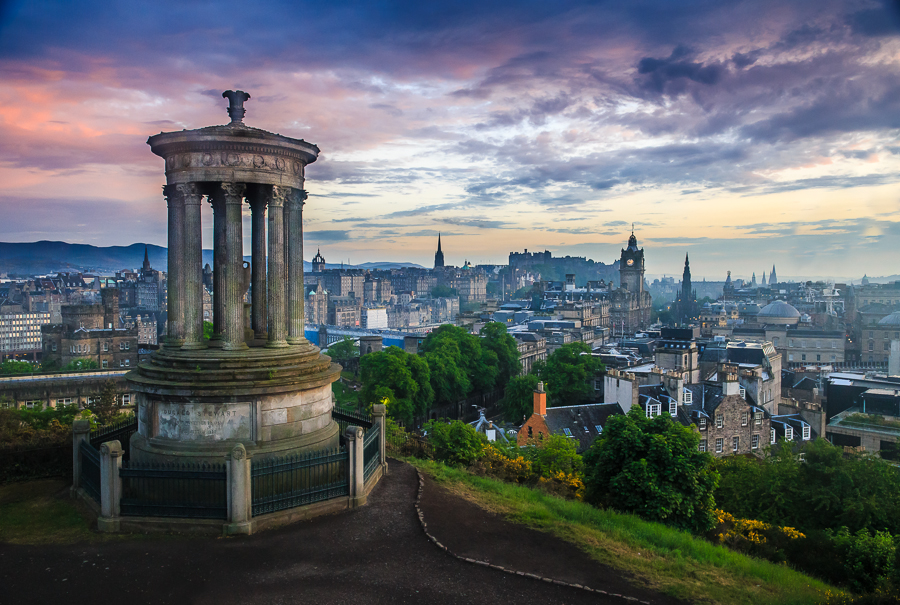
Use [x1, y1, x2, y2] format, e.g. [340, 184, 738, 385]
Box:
[225, 443, 252, 535]
[97, 440, 123, 532]
[345, 426, 366, 507]
[71, 419, 91, 496]
[372, 404, 388, 475]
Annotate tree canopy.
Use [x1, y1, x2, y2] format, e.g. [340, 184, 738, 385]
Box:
[479, 322, 521, 384]
[326, 337, 359, 362]
[360, 346, 433, 426]
[500, 373, 540, 422]
[714, 439, 900, 536]
[430, 285, 458, 298]
[583, 405, 719, 533]
[534, 341, 603, 407]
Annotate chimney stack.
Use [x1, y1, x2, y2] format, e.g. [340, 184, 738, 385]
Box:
[534, 381, 547, 416]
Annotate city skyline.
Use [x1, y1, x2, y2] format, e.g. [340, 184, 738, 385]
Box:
[1, 0, 899, 279]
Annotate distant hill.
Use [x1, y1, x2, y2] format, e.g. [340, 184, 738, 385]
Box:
[0, 241, 424, 276]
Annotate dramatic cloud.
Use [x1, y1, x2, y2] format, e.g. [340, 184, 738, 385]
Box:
[1, 0, 899, 277]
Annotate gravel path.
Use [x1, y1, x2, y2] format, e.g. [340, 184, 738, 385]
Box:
[0, 461, 680, 605]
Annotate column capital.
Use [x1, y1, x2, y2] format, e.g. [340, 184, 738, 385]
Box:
[270, 185, 290, 207]
[221, 182, 246, 202]
[176, 182, 202, 203]
[286, 189, 307, 207]
[163, 184, 182, 205]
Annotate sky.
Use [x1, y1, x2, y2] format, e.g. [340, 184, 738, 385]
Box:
[1, 0, 899, 282]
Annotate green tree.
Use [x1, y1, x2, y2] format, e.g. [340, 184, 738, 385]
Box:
[425, 419, 485, 466]
[60, 358, 99, 372]
[423, 340, 470, 406]
[360, 346, 433, 425]
[90, 380, 119, 426]
[500, 373, 541, 422]
[327, 337, 359, 362]
[203, 321, 214, 340]
[479, 322, 521, 384]
[523, 433, 583, 477]
[421, 324, 498, 395]
[0, 360, 35, 376]
[534, 341, 604, 407]
[431, 285, 459, 298]
[583, 406, 719, 533]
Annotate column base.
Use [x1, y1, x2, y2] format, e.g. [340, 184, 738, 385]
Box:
[349, 495, 367, 508]
[207, 337, 224, 349]
[180, 341, 209, 351]
[286, 336, 307, 345]
[97, 516, 121, 533]
[223, 521, 253, 536]
[222, 342, 249, 351]
[164, 338, 184, 349]
[266, 340, 290, 349]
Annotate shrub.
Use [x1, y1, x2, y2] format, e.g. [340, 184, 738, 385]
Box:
[425, 419, 485, 466]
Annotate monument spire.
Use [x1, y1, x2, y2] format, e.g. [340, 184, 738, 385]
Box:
[434, 232, 445, 269]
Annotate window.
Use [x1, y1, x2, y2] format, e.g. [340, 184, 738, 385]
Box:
[788, 354, 794, 361]
[785, 426, 793, 440]
[789, 339, 794, 347]
[802, 425, 810, 440]
[102, 360, 108, 369]
[754, 411, 763, 425]
[741, 412, 748, 426]
[699, 439, 707, 452]
[733, 436, 740, 452]
[751, 434, 760, 450]
[816, 354, 821, 361]
[831, 355, 836, 362]
[869, 342, 875, 351]
[124, 342, 130, 350]
[699, 418, 707, 430]
[56, 397, 73, 406]
[831, 340, 836, 349]
[801, 340, 806, 348]
[816, 340, 821, 348]
[771, 428, 776, 444]
[716, 413, 724, 428]
[124, 359, 130, 366]
[715, 438, 723, 453]
[122, 394, 131, 405]
[773, 337, 779, 346]
[25, 400, 41, 409]
[103, 342, 109, 352]
[739, 386, 746, 399]
[595, 425, 602, 434]
[646, 403, 661, 418]
[801, 354, 807, 361]
[52, 343, 57, 352]
[669, 400, 677, 416]
[683, 390, 693, 404]
[563, 428, 573, 437]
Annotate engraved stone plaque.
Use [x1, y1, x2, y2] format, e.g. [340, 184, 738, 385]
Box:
[157, 402, 251, 441]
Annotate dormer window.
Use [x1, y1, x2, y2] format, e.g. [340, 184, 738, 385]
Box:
[563, 428, 573, 437]
[595, 425, 603, 434]
[739, 386, 746, 399]
[786, 426, 793, 440]
[669, 400, 677, 416]
[646, 403, 661, 418]
[802, 425, 810, 440]
[683, 390, 693, 404]
[699, 418, 707, 430]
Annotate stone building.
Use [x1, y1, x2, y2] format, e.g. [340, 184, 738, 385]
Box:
[687, 373, 773, 457]
[305, 282, 328, 325]
[609, 230, 652, 333]
[363, 273, 392, 304]
[0, 310, 51, 361]
[513, 332, 547, 375]
[328, 295, 362, 327]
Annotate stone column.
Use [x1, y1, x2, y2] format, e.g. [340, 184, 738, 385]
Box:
[97, 440, 123, 532]
[248, 190, 268, 340]
[179, 183, 206, 349]
[372, 403, 388, 475]
[286, 189, 307, 344]
[266, 186, 288, 348]
[345, 425, 366, 507]
[164, 185, 185, 347]
[225, 443, 252, 535]
[222, 182, 248, 350]
[210, 193, 226, 344]
[71, 419, 91, 496]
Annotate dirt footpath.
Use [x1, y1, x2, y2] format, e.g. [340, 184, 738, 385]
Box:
[0, 461, 680, 605]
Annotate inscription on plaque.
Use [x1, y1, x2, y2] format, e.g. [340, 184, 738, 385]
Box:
[157, 403, 251, 441]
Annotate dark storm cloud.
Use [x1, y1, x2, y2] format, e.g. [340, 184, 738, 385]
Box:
[306, 230, 351, 242]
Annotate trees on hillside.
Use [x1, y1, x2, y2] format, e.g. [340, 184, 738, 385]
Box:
[360, 346, 434, 426]
[327, 337, 359, 362]
[421, 324, 501, 402]
[479, 322, 521, 384]
[500, 373, 541, 422]
[583, 405, 719, 533]
[533, 341, 604, 407]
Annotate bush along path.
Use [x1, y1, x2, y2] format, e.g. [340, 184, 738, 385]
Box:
[413, 468, 683, 605]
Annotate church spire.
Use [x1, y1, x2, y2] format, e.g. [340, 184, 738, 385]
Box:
[434, 233, 445, 269]
[142, 246, 151, 272]
[437, 232, 442, 252]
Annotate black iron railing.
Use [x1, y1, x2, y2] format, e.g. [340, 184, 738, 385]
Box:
[332, 409, 373, 437]
[251, 448, 349, 516]
[363, 423, 380, 481]
[120, 461, 227, 519]
[90, 418, 138, 461]
[79, 440, 101, 503]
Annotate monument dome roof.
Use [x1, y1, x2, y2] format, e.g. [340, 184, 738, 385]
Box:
[758, 300, 800, 319]
[878, 311, 900, 326]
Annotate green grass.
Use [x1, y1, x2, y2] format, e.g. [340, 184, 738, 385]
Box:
[0, 479, 109, 544]
[409, 458, 837, 605]
[332, 380, 359, 408]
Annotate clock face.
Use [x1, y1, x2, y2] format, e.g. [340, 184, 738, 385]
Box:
[626, 259, 634, 266]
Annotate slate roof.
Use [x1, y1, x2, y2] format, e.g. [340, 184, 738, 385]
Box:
[544, 402, 624, 452]
[771, 414, 816, 442]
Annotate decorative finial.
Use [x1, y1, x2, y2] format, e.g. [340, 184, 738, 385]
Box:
[222, 90, 251, 124]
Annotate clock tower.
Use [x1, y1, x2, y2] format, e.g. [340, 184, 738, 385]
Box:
[619, 226, 644, 293]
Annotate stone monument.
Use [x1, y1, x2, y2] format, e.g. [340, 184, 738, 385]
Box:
[127, 90, 341, 464]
